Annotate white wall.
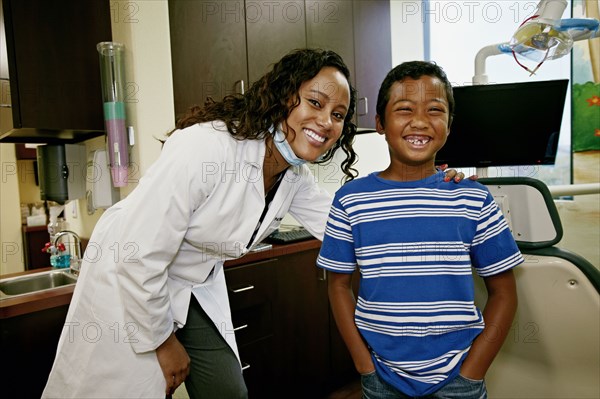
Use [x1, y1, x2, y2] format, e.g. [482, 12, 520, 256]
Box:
[0, 111, 24, 274]
[110, 0, 175, 194]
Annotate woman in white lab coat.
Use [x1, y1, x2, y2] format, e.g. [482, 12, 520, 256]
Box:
[41, 49, 360, 399]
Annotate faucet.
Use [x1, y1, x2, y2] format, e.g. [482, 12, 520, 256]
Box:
[53, 230, 82, 275]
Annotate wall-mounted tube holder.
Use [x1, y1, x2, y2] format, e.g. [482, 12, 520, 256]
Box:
[97, 42, 129, 187]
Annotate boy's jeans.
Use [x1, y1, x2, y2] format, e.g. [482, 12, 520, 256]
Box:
[361, 370, 487, 399]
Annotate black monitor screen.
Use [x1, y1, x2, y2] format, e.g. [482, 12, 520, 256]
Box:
[435, 79, 569, 168]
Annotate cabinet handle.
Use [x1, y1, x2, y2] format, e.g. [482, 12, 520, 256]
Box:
[317, 268, 327, 281]
[233, 324, 248, 332]
[235, 79, 245, 95]
[358, 97, 368, 116]
[241, 363, 250, 371]
[230, 285, 254, 293]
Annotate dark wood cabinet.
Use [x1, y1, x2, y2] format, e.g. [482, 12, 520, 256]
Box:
[225, 245, 358, 398]
[22, 225, 51, 270]
[15, 143, 37, 159]
[1, 0, 112, 143]
[353, 0, 392, 129]
[272, 248, 331, 396]
[169, 0, 311, 117]
[1, 304, 70, 398]
[168, 0, 391, 129]
[245, 1, 307, 84]
[168, 0, 248, 119]
[328, 269, 361, 389]
[305, 0, 356, 85]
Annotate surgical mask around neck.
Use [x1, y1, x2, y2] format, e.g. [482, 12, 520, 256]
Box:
[271, 125, 306, 166]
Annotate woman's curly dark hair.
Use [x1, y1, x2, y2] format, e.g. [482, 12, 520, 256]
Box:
[172, 48, 359, 182]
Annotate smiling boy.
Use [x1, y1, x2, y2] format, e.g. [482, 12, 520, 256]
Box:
[317, 61, 522, 398]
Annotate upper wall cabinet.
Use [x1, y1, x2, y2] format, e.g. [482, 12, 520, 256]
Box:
[168, 0, 248, 120]
[168, 0, 391, 129]
[245, 1, 306, 84]
[169, 0, 309, 119]
[305, 0, 355, 82]
[0, 0, 112, 143]
[353, 0, 391, 129]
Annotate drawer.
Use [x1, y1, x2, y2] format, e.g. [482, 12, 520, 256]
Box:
[231, 301, 273, 346]
[238, 337, 276, 398]
[225, 259, 277, 312]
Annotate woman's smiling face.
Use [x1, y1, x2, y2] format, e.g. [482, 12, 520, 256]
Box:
[280, 66, 351, 163]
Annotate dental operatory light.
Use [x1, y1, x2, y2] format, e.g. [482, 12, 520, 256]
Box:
[473, 0, 600, 84]
[508, 0, 573, 75]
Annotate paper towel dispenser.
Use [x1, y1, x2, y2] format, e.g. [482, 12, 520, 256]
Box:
[36, 144, 87, 204]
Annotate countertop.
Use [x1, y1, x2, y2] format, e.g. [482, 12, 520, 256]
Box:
[0, 239, 322, 319]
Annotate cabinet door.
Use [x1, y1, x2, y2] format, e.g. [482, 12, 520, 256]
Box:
[15, 144, 36, 159]
[22, 226, 51, 270]
[1, 304, 70, 398]
[168, 0, 248, 118]
[2, 0, 111, 132]
[353, 0, 392, 129]
[305, 0, 355, 86]
[273, 248, 331, 397]
[328, 269, 361, 389]
[245, 1, 306, 84]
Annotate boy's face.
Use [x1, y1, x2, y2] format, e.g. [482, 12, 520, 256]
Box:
[376, 76, 450, 169]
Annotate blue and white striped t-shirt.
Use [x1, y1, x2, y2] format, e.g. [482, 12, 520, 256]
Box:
[317, 171, 523, 396]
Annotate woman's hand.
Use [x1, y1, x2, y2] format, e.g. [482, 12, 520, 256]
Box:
[438, 164, 477, 183]
[156, 332, 190, 395]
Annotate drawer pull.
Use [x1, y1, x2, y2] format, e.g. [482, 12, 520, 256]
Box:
[233, 324, 248, 332]
[317, 268, 327, 281]
[230, 285, 255, 293]
[358, 96, 368, 116]
[241, 363, 250, 371]
[235, 79, 245, 95]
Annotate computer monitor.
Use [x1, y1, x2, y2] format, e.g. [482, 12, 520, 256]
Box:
[435, 79, 569, 168]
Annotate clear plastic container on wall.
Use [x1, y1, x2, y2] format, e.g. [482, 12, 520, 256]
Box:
[97, 42, 129, 187]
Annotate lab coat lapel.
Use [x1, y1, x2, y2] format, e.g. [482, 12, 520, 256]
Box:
[247, 167, 297, 246]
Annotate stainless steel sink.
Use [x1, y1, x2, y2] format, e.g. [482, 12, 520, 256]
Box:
[0, 269, 78, 299]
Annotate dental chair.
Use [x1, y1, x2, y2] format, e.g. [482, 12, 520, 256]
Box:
[475, 177, 600, 398]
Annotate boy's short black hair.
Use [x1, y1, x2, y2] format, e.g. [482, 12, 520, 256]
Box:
[376, 61, 454, 128]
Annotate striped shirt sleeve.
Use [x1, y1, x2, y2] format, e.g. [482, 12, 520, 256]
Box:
[317, 195, 357, 273]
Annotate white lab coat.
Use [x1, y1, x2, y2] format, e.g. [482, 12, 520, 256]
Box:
[42, 122, 332, 398]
